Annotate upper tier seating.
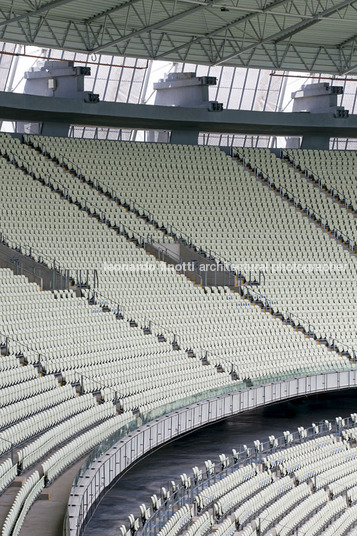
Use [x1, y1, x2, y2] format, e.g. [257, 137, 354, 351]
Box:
[0, 136, 346, 383]
[14, 134, 357, 355]
[0, 134, 356, 533]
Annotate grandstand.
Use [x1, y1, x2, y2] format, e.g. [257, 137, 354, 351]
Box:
[0, 0, 356, 535]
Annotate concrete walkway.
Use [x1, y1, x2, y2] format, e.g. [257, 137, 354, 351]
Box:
[18, 457, 86, 536]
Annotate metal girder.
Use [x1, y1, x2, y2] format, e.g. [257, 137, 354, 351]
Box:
[154, 0, 295, 60]
[215, 0, 357, 65]
[273, 0, 357, 44]
[0, 0, 356, 73]
[90, 0, 222, 53]
[0, 0, 76, 28]
[342, 61, 357, 73]
[85, 0, 143, 24]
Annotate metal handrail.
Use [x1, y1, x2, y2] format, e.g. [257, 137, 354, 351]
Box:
[91, 413, 356, 536]
[138, 417, 340, 536]
[0, 230, 62, 271]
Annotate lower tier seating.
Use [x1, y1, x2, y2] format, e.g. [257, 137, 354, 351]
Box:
[123, 416, 357, 536]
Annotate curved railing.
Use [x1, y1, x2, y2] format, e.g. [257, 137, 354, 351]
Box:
[137, 414, 356, 536]
[63, 367, 357, 536]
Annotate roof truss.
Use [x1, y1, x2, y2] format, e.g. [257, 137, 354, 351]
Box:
[0, 0, 357, 73]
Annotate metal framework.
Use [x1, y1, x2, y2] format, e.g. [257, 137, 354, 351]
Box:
[1, 0, 357, 73]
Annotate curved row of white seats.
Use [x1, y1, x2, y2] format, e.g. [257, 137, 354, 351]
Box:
[195, 464, 257, 511]
[1, 470, 44, 536]
[294, 448, 357, 484]
[0, 459, 17, 495]
[60, 358, 229, 413]
[269, 488, 329, 536]
[182, 511, 212, 536]
[323, 503, 357, 536]
[0, 355, 22, 371]
[251, 482, 311, 534]
[17, 401, 117, 470]
[315, 457, 357, 492]
[0, 365, 38, 389]
[55, 346, 199, 374]
[278, 442, 347, 476]
[296, 495, 347, 536]
[10, 473, 45, 536]
[42, 412, 134, 483]
[228, 475, 294, 529]
[117, 380, 225, 413]
[61, 352, 215, 384]
[214, 472, 273, 518]
[263, 434, 336, 469]
[0, 375, 59, 408]
[77, 369, 228, 398]
[0, 383, 77, 430]
[156, 504, 192, 536]
[0, 393, 96, 455]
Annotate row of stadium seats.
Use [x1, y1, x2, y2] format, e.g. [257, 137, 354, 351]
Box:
[0, 383, 77, 429]
[2, 470, 44, 536]
[263, 433, 336, 469]
[0, 392, 97, 455]
[17, 401, 117, 471]
[195, 464, 256, 511]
